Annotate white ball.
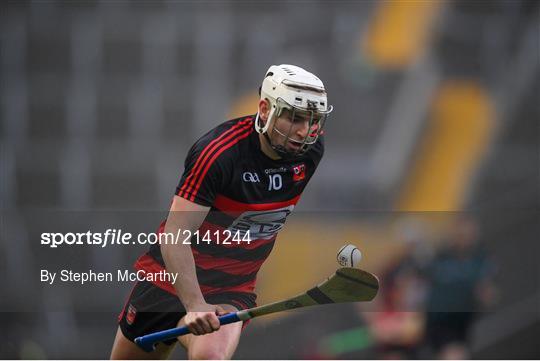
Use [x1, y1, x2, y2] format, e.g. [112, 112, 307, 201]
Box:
[336, 244, 362, 268]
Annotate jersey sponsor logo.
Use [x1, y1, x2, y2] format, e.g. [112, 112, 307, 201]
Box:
[228, 206, 294, 240]
[292, 163, 306, 181]
[242, 172, 260, 183]
[126, 304, 137, 325]
[264, 166, 288, 174]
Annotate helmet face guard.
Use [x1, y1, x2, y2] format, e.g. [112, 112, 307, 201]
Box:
[268, 97, 332, 157]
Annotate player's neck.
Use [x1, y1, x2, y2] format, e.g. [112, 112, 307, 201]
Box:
[258, 133, 281, 160]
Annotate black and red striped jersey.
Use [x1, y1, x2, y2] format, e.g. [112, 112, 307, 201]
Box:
[135, 114, 324, 300]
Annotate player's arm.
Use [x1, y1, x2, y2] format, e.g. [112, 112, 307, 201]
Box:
[161, 195, 225, 335]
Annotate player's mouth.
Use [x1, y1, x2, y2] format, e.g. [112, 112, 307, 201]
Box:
[287, 140, 302, 150]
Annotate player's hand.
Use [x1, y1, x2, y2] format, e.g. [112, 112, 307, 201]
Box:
[184, 303, 228, 336]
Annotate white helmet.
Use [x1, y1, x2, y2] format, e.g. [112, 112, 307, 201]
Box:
[255, 64, 333, 157]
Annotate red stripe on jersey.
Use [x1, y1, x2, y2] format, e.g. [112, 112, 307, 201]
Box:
[135, 254, 257, 296]
[178, 118, 252, 198]
[179, 118, 253, 200]
[198, 221, 277, 250]
[134, 254, 177, 295]
[199, 281, 256, 295]
[192, 248, 266, 275]
[213, 193, 302, 213]
[189, 126, 254, 202]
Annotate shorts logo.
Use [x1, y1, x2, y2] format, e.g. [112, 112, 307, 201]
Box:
[242, 172, 260, 183]
[292, 163, 306, 182]
[126, 304, 137, 325]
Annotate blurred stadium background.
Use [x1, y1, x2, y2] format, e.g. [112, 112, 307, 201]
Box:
[1, 0, 538, 359]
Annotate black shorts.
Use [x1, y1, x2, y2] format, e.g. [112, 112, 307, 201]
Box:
[118, 281, 257, 346]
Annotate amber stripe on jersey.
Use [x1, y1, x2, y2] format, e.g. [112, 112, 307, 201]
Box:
[178, 118, 253, 201]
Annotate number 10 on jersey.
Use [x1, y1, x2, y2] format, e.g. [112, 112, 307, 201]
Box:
[268, 174, 282, 191]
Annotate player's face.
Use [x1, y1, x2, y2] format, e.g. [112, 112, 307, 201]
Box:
[270, 108, 321, 153]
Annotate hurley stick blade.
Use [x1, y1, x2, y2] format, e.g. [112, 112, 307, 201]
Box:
[244, 267, 379, 318]
[316, 267, 379, 302]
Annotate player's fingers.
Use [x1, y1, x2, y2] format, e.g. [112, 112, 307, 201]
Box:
[188, 315, 207, 335]
[187, 322, 202, 336]
[208, 313, 221, 331]
[196, 317, 213, 334]
[196, 322, 207, 335]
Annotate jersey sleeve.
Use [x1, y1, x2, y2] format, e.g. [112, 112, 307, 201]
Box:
[175, 139, 230, 207]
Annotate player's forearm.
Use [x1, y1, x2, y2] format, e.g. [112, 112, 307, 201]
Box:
[161, 222, 205, 310]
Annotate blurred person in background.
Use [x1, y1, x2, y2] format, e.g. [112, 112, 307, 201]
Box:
[423, 216, 497, 359]
[364, 221, 430, 359]
[364, 269, 426, 359]
[110, 64, 332, 359]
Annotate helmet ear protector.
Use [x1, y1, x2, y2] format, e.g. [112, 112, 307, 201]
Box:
[255, 65, 333, 157]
